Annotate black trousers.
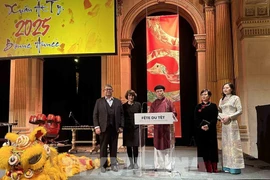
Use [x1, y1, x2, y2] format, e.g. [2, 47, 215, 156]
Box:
[99, 125, 118, 167]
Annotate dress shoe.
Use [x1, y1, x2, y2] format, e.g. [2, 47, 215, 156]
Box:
[223, 167, 230, 173]
[211, 162, 218, 173]
[205, 161, 213, 173]
[111, 165, 118, 172]
[229, 169, 241, 174]
[133, 163, 139, 169]
[100, 167, 106, 173]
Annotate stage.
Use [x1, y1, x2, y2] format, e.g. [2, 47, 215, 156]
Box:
[69, 146, 270, 179]
[1, 146, 269, 179]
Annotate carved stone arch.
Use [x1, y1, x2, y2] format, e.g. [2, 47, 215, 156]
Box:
[120, 0, 206, 96]
[121, 0, 205, 40]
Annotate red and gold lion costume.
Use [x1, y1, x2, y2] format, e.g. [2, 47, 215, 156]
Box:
[0, 127, 94, 180]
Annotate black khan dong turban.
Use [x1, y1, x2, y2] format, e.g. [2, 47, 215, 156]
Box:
[154, 85, 165, 91]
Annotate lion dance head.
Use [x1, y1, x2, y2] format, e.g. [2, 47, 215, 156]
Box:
[0, 127, 95, 180]
[0, 126, 67, 180]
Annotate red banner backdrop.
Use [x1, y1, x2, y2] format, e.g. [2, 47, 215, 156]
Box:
[146, 15, 181, 138]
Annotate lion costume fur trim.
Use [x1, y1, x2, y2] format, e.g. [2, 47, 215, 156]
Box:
[0, 127, 94, 180]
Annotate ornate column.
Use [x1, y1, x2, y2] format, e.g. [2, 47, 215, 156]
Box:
[9, 58, 43, 133]
[101, 0, 125, 100]
[205, 2, 218, 104]
[101, 55, 121, 98]
[231, 0, 240, 80]
[120, 39, 133, 101]
[215, 0, 234, 91]
[194, 34, 206, 102]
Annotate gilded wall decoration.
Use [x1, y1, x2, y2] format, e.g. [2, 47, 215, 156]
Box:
[244, 0, 269, 17]
[245, 0, 268, 4]
[245, 7, 256, 16]
[238, 19, 270, 38]
[117, 0, 123, 16]
[257, 6, 268, 15]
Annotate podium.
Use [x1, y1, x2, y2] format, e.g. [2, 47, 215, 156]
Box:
[134, 112, 176, 175]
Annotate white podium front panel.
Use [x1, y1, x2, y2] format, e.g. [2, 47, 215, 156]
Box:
[134, 112, 176, 176]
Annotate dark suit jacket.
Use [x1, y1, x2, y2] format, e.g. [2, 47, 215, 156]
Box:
[93, 97, 124, 132]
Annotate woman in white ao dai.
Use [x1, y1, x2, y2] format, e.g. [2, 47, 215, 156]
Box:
[218, 83, 244, 174]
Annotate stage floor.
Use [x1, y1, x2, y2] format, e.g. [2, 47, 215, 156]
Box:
[70, 146, 270, 180]
[1, 146, 270, 179]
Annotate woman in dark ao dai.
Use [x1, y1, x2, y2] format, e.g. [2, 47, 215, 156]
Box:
[194, 89, 219, 173]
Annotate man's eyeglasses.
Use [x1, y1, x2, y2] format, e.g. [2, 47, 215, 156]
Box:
[104, 88, 112, 91]
[200, 94, 208, 96]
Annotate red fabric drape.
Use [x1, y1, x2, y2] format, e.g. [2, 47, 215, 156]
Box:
[146, 15, 181, 138]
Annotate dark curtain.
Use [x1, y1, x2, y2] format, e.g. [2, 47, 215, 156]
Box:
[131, 18, 147, 107]
[255, 105, 270, 164]
[75, 57, 101, 141]
[43, 58, 77, 141]
[0, 60, 10, 122]
[178, 16, 197, 145]
[43, 57, 101, 142]
[0, 60, 10, 142]
[131, 13, 197, 146]
[131, 16, 149, 145]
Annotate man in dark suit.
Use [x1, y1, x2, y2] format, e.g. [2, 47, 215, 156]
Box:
[93, 84, 124, 173]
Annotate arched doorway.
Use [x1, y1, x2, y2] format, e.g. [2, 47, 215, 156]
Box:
[131, 13, 197, 145]
[121, 1, 206, 145]
[121, 0, 206, 101]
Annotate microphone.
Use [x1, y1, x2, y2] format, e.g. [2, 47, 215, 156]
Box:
[69, 111, 80, 126]
[141, 102, 148, 113]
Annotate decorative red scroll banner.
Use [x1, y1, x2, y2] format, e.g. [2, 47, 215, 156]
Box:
[146, 15, 181, 138]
